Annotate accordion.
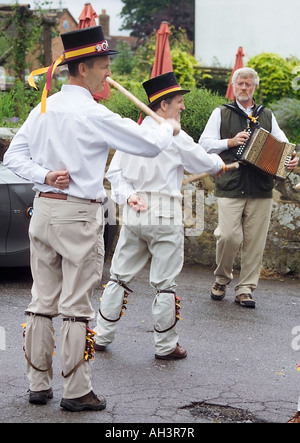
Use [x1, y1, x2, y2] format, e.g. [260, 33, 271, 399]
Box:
[235, 127, 295, 180]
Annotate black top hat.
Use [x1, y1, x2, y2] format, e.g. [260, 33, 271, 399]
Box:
[60, 26, 118, 65]
[143, 72, 190, 108]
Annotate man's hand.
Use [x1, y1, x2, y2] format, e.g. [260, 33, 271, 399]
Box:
[127, 194, 148, 212]
[45, 169, 70, 190]
[228, 131, 250, 148]
[165, 118, 181, 136]
[288, 152, 299, 170]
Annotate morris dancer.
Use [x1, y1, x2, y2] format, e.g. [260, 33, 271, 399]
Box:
[3, 26, 180, 412]
[94, 72, 225, 359]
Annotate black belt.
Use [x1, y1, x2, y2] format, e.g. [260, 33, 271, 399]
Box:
[63, 317, 89, 323]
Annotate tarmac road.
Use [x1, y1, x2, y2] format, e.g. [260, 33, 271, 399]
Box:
[0, 261, 299, 425]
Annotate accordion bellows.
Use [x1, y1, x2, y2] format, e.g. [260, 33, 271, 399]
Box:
[235, 128, 295, 180]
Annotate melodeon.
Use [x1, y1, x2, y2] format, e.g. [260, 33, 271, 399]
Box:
[235, 127, 295, 180]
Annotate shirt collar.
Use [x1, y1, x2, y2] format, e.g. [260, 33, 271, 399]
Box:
[236, 99, 255, 114]
[61, 84, 93, 99]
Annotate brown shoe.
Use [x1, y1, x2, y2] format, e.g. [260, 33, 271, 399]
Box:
[211, 282, 227, 301]
[60, 390, 106, 412]
[235, 293, 256, 309]
[288, 411, 300, 423]
[155, 344, 187, 360]
[29, 388, 53, 405]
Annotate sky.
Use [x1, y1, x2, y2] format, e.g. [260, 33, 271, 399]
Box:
[0, 0, 130, 35]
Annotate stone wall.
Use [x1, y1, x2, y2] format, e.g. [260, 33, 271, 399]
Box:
[183, 168, 300, 278]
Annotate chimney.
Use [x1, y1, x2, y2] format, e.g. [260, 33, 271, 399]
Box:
[100, 9, 110, 36]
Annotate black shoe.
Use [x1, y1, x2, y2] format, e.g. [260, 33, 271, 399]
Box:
[29, 388, 53, 405]
[94, 343, 107, 352]
[60, 390, 106, 412]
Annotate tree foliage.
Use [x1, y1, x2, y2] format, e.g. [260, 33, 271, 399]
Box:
[246, 53, 300, 142]
[247, 53, 297, 105]
[0, 4, 45, 81]
[120, 0, 195, 41]
[271, 98, 300, 144]
[112, 40, 135, 75]
[114, 26, 199, 88]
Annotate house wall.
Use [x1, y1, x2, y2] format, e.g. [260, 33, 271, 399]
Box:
[195, 0, 300, 67]
[51, 9, 78, 62]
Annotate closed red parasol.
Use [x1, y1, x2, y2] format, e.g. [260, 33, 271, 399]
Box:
[78, 3, 111, 100]
[78, 3, 98, 28]
[151, 21, 173, 78]
[138, 22, 173, 124]
[226, 46, 245, 101]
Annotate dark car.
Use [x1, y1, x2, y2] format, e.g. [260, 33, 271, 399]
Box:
[0, 162, 34, 267]
[0, 162, 118, 267]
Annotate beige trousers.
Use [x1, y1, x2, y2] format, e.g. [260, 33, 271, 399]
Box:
[25, 196, 104, 398]
[214, 197, 273, 295]
[94, 193, 184, 356]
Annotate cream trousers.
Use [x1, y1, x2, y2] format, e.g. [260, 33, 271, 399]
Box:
[25, 196, 104, 398]
[95, 193, 184, 356]
[214, 197, 273, 295]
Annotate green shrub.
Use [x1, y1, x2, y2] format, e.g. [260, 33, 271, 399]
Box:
[247, 53, 294, 105]
[171, 48, 197, 89]
[0, 80, 40, 126]
[104, 83, 226, 142]
[0, 77, 63, 126]
[181, 87, 227, 141]
[112, 40, 135, 75]
[104, 81, 148, 122]
[270, 98, 300, 144]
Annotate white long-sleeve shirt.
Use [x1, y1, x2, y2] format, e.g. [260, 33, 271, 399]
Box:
[3, 85, 174, 201]
[199, 101, 288, 154]
[106, 116, 225, 205]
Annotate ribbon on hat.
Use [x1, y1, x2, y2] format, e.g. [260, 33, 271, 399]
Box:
[64, 40, 109, 62]
[28, 54, 64, 114]
[149, 85, 182, 104]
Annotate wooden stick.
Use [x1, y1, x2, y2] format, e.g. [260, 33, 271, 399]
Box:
[106, 76, 162, 125]
[182, 162, 240, 185]
[295, 182, 300, 191]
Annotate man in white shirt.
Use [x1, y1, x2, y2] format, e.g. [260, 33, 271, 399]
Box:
[199, 67, 299, 308]
[94, 72, 225, 360]
[3, 27, 180, 412]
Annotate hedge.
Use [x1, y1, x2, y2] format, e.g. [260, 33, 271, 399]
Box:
[103, 84, 226, 142]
